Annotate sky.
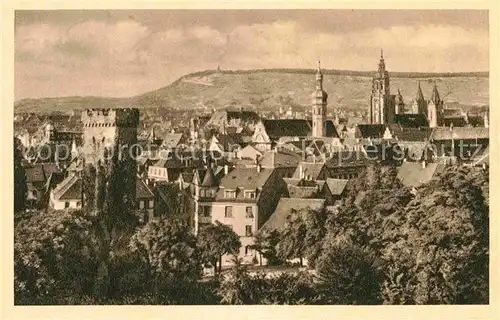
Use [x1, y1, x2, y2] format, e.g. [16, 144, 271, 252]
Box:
[15, 10, 489, 100]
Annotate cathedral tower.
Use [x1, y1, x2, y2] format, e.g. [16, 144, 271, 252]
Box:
[311, 60, 328, 137]
[370, 50, 394, 124]
[427, 83, 443, 128]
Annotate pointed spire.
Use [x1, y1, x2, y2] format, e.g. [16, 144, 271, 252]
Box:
[315, 59, 323, 90]
[396, 88, 404, 104]
[415, 81, 425, 102]
[430, 82, 441, 103]
[378, 49, 386, 76]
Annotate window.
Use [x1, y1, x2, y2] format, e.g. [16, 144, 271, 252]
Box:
[225, 206, 233, 218]
[204, 206, 212, 217]
[225, 190, 236, 199]
[200, 189, 205, 197]
[148, 200, 154, 208]
[245, 207, 254, 218]
[65, 202, 70, 208]
[245, 191, 256, 199]
[245, 225, 253, 236]
[139, 200, 145, 209]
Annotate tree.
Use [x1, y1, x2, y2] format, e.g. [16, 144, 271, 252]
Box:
[276, 209, 307, 266]
[315, 244, 382, 305]
[129, 217, 201, 298]
[14, 137, 27, 213]
[381, 166, 489, 304]
[197, 221, 241, 275]
[217, 256, 260, 304]
[14, 209, 97, 304]
[249, 230, 282, 266]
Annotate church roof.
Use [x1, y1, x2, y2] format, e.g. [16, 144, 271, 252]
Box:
[393, 114, 429, 128]
[355, 124, 386, 139]
[263, 119, 312, 138]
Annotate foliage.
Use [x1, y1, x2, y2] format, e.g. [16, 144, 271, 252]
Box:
[249, 230, 282, 266]
[381, 166, 489, 304]
[315, 244, 382, 304]
[197, 221, 241, 275]
[14, 209, 97, 304]
[217, 257, 317, 305]
[129, 217, 201, 295]
[14, 137, 27, 213]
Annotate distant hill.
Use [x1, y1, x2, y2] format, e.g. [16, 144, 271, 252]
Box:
[14, 68, 489, 114]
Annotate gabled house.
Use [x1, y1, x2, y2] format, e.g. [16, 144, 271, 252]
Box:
[212, 166, 288, 265]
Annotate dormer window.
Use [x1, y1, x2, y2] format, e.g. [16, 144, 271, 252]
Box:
[224, 190, 236, 199]
[245, 190, 256, 199]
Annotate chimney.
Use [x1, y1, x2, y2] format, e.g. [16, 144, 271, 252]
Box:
[257, 164, 262, 173]
[224, 164, 229, 175]
[422, 160, 427, 169]
[299, 164, 304, 180]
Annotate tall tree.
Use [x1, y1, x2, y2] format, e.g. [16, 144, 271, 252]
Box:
[129, 217, 201, 298]
[315, 244, 382, 304]
[381, 166, 489, 304]
[14, 137, 27, 213]
[14, 209, 97, 304]
[276, 209, 307, 266]
[197, 221, 241, 275]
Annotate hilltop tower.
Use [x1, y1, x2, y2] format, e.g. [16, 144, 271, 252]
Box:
[311, 60, 328, 137]
[427, 83, 444, 128]
[370, 50, 394, 124]
[81, 108, 140, 213]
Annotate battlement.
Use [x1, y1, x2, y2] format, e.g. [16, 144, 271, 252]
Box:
[81, 108, 140, 128]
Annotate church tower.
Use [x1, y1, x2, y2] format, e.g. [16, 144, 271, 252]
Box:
[395, 89, 405, 115]
[311, 60, 328, 137]
[427, 83, 443, 128]
[370, 50, 393, 124]
[410, 81, 427, 115]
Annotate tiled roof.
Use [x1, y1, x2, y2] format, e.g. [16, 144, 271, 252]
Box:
[397, 162, 445, 188]
[389, 125, 432, 142]
[355, 124, 386, 139]
[325, 178, 349, 195]
[215, 167, 274, 201]
[287, 184, 320, 199]
[26, 166, 47, 183]
[293, 162, 326, 180]
[326, 150, 370, 168]
[263, 119, 312, 138]
[393, 114, 429, 128]
[259, 198, 325, 233]
[430, 127, 489, 141]
[442, 117, 467, 127]
[161, 133, 185, 149]
[201, 167, 218, 187]
[136, 178, 154, 199]
[259, 149, 301, 168]
[52, 175, 82, 201]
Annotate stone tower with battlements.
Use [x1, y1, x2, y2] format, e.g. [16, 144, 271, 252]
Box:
[81, 108, 140, 213]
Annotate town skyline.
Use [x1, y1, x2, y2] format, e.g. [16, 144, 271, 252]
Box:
[15, 9, 488, 100]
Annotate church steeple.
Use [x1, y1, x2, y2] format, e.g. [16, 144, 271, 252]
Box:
[430, 82, 441, 103]
[315, 60, 323, 91]
[312, 59, 328, 137]
[415, 81, 425, 102]
[378, 49, 386, 77]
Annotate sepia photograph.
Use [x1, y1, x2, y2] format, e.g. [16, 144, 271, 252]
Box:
[9, 7, 492, 308]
